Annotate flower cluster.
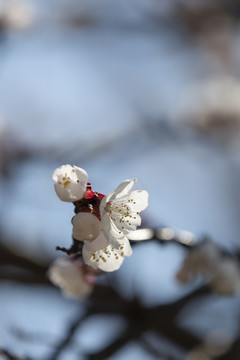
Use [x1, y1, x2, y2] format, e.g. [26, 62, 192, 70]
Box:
[49, 164, 148, 298]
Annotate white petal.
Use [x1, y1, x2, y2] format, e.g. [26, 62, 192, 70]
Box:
[82, 232, 108, 253]
[99, 192, 113, 215]
[83, 232, 131, 272]
[122, 237, 132, 257]
[109, 179, 136, 201]
[101, 213, 126, 248]
[73, 165, 88, 183]
[53, 182, 85, 202]
[52, 164, 72, 182]
[115, 190, 149, 213]
[48, 258, 92, 299]
[72, 213, 101, 241]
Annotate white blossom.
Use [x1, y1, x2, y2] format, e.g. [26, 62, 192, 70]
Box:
[176, 240, 221, 283]
[0, 0, 34, 30]
[82, 231, 132, 272]
[72, 212, 101, 241]
[52, 164, 88, 202]
[177, 240, 240, 296]
[48, 258, 93, 299]
[100, 179, 148, 248]
[211, 259, 240, 295]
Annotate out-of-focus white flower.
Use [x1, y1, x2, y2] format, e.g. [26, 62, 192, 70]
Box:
[52, 164, 88, 202]
[48, 258, 93, 299]
[72, 212, 101, 241]
[82, 231, 132, 272]
[100, 179, 148, 248]
[176, 239, 221, 283]
[0, 0, 34, 30]
[211, 258, 240, 295]
[177, 239, 240, 296]
[173, 77, 240, 141]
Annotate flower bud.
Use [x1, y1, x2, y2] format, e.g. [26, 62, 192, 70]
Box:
[72, 212, 101, 241]
[52, 164, 88, 202]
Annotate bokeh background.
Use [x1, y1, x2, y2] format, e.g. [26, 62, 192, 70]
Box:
[1, 0, 240, 359]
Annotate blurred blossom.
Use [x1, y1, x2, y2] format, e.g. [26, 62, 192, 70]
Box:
[204, 330, 233, 357]
[0, 0, 34, 30]
[155, 227, 196, 245]
[185, 346, 211, 360]
[176, 239, 221, 283]
[177, 239, 240, 295]
[186, 329, 233, 359]
[173, 77, 240, 144]
[48, 258, 94, 299]
[127, 228, 154, 241]
[211, 258, 240, 295]
[157, 227, 175, 240]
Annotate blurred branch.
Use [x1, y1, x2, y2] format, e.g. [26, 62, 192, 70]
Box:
[78, 285, 206, 360]
[86, 324, 141, 360]
[216, 338, 240, 360]
[0, 242, 50, 284]
[0, 348, 31, 360]
[140, 337, 177, 360]
[47, 312, 88, 360]
[0, 232, 239, 360]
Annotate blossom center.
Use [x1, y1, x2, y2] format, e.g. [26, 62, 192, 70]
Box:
[105, 199, 138, 230]
[58, 170, 79, 188]
[91, 243, 126, 264]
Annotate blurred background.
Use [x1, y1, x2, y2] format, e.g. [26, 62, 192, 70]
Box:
[1, 0, 240, 359]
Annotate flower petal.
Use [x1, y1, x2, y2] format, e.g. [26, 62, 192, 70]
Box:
[99, 192, 114, 214]
[52, 164, 73, 182]
[53, 182, 85, 202]
[115, 190, 149, 213]
[101, 213, 127, 248]
[109, 179, 136, 201]
[73, 165, 88, 183]
[121, 237, 132, 257]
